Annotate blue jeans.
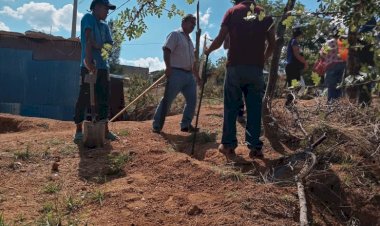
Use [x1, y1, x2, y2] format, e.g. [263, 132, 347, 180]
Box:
[153, 68, 197, 130]
[222, 65, 265, 150]
[325, 62, 345, 102]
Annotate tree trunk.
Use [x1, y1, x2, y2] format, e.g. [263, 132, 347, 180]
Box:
[262, 0, 297, 139]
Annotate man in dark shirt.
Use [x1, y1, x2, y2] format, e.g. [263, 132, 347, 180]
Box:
[205, 0, 275, 160]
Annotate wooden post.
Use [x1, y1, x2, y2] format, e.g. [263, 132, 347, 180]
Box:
[195, 1, 201, 71]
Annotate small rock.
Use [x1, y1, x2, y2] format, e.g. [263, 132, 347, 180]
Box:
[51, 162, 59, 172]
[187, 205, 203, 216]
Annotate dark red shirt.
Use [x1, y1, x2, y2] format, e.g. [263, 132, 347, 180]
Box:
[222, 1, 273, 68]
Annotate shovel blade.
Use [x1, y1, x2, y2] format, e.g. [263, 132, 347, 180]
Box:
[83, 121, 106, 148]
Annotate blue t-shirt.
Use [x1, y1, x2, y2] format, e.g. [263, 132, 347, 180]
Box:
[80, 13, 113, 70]
[286, 38, 298, 64]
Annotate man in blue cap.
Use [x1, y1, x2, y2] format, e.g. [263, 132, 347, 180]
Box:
[73, 0, 118, 144]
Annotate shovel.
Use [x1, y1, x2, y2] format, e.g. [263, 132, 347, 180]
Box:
[83, 72, 106, 148]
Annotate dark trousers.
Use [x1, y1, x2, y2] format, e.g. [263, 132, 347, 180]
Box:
[222, 65, 265, 150]
[74, 67, 110, 124]
[285, 63, 302, 87]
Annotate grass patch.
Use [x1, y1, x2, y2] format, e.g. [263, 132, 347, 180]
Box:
[279, 194, 297, 204]
[212, 166, 246, 182]
[43, 182, 61, 194]
[65, 195, 82, 212]
[13, 213, 26, 224]
[341, 173, 353, 187]
[46, 138, 65, 146]
[118, 130, 129, 137]
[59, 144, 78, 156]
[14, 148, 31, 161]
[107, 152, 133, 175]
[0, 213, 8, 226]
[91, 190, 105, 206]
[41, 202, 54, 214]
[36, 211, 61, 226]
[241, 199, 253, 210]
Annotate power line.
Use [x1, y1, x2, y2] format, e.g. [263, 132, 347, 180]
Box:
[108, 0, 132, 16]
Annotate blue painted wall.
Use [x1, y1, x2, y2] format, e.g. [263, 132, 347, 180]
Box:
[0, 47, 80, 120]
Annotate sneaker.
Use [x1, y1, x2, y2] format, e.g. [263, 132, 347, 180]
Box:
[249, 148, 264, 159]
[106, 131, 119, 141]
[181, 124, 199, 133]
[73, 132, 83, 144]
[218, 144, 238, 161]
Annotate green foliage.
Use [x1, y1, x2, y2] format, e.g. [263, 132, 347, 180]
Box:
[125, 74, 156, 112]
[291, 79, 300, 88]
[65, 195, 82, 212]
[107, 152, 132, 175]
[43, 182, 61, 194]
[311, 72, 321, 86]
[14, 148, 31, 161]
[0, 213, 8, 226]
[91, 190, 105, 206]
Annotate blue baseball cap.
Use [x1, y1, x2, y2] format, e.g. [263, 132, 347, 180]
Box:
[90, 0, 116, 10]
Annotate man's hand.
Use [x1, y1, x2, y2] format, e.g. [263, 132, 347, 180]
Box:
[204, 46, 211, 56]
[165, 67, 172, 78]
[84, 58, 96, 74]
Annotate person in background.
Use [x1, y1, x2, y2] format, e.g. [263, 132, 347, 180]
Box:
[73, 0, 118, 144]
[285, 27, 308, 87]
[152, 14, 201, 133]
[320, 27, 347, 102]
[205, 0, 275, 160]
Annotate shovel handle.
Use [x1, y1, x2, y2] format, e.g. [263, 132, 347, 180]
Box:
[110, 74, 166, 122]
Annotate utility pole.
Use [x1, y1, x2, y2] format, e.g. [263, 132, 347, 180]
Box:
[71, 0, 78, 38]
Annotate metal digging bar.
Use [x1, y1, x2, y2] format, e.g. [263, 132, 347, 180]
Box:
[191, 53, 209, 156]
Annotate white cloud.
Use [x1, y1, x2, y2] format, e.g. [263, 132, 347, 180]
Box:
[0, 2, 83, 34]
[0, 21, 10, 31]
[0, 6, 22, 19]
[120, 57, 165, 72]
[199, 8, 211, 26]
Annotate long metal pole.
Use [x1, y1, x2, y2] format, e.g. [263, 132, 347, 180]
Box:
[110, 74, 166, 122]
[71, 0, 78, 38]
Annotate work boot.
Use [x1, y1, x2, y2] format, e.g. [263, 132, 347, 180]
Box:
[152, 127, 161, 134]
[218, 144, 239, 161]
[249, 148, 264, 159]
[181, 124, 199, 133]
[73, 132, 83, 144]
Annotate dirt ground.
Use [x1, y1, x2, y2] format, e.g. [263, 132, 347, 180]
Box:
[0, 99, 379, 225]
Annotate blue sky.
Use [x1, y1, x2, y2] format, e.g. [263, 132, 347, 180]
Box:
[0, 0, 318, 72]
